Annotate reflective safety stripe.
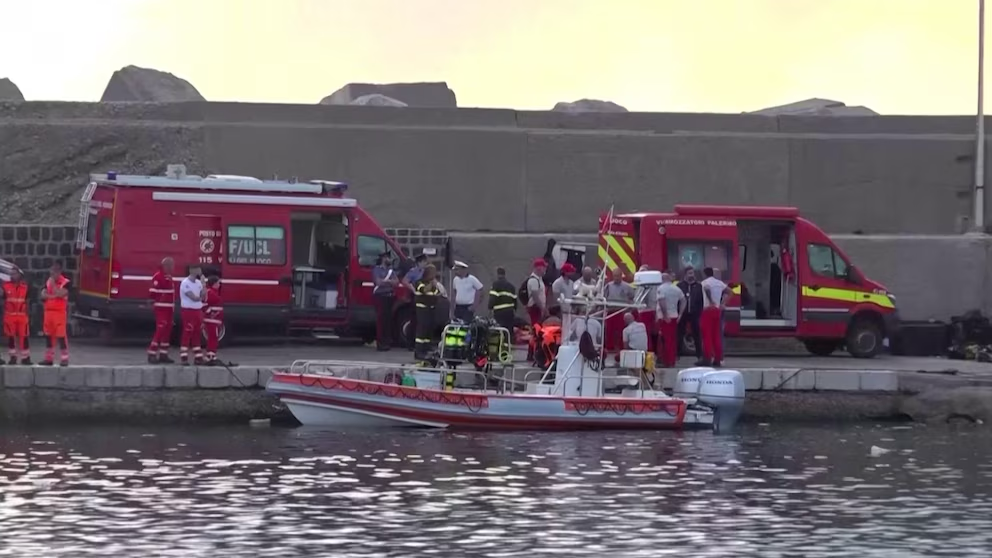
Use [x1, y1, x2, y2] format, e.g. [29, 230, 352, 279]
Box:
[415, 303, 428, 308]
[493, 303, 514, 310]
[414, 337, 433, 343]
[802, 286, 894, 309]
[153, 302, 174, 308]
[489, 290, 517, 299]
[204, 319, 222, 324]
[601, 234, 636, 275]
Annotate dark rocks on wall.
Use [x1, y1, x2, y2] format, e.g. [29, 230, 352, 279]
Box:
[750, 98, 878, 116]
[552, 99, 628, 113]
[0, 78, 24, 101]
[320, 82, 457, 108]
[101, 65, 205, 102]
[0, 117, 204, 224]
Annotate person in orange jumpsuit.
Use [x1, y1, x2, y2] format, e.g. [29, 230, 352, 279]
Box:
[147, 257, 176, 364]
[202, 275, 224, 365]
[1, 266, 32, 365]
[40, 260, 71, 366]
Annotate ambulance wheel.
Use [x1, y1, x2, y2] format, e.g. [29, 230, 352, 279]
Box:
[803, 339, 840, 357]
[847, 317, 882, 359]
[394, 307, 414, 348]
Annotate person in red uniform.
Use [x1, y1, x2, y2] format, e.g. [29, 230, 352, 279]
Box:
[40, 260, 70, 366]
[1, 266, 32, 365]
[147, 257, 176, 364]
[202, 275, 224, 365]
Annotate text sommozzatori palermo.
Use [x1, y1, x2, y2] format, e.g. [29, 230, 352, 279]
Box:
[656, 218, 737, 227]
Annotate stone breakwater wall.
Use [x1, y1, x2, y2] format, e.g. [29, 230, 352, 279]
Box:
[0, 364, 988, 425]
[1, 101, 990, 234]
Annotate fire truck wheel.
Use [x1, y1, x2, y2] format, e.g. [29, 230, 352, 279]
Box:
[802, 338, 841, 357]
[846, 317, 882, 358]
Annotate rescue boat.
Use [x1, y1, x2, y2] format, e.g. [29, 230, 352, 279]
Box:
[265, 357, 745, 432]
[266, 270, 747, 432]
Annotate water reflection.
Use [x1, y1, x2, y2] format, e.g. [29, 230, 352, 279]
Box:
[0, 424, 990, 557]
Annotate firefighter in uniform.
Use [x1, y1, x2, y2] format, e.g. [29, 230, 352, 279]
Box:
[147, 257, 176, 364]
[179, 265, 205, 366]
[202, 275, 224, 365]
[488, 266, 518, 335]
[1, 266, 32, 365]
[40, 260, 71, 366]
[413, 264, 442, 361]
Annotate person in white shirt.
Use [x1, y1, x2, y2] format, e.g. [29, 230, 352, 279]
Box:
[451, 261, 484, 322]
[179, 265, 206, 365]
[656, 272, 686, 367]
[550, 263, 576, 317]
[574, 266, 600, 299]
[569, 310, 603, 346]
[700, 267, 730, 367]
[621, 312, 649, 352]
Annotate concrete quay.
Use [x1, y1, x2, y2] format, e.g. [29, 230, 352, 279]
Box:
[1, 352, 991, 425]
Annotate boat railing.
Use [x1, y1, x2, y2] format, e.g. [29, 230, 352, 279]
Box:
[286, 359, 525, 394]
[521, 369, 652, 397]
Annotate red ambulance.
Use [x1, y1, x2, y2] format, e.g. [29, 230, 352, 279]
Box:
[73, 167, 414, 343]
[598, 205, 899, 358]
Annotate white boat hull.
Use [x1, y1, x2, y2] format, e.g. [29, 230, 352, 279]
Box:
[268, 373, 732, 431]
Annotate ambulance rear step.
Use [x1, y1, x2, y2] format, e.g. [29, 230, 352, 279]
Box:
[310, 328, 340, 340]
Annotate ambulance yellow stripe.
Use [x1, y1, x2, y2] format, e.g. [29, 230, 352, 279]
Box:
[604, 235, 636, 274]
[802, 286, 894, 309]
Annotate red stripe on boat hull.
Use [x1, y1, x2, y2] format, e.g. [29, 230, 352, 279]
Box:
[276, 391, 688, 431]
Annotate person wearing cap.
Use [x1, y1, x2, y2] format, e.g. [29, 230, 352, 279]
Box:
[549, 263, 576, 318]
[488, 267, 517, 334]
[401, 254, 429, 350]
[451, 261, 483, 322]
[372, 252, 399, 351]
[1, 265, 32, 365]
[525, 258, 548, 329]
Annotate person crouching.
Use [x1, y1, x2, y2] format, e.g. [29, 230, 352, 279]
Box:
[202, 275, 224, 365]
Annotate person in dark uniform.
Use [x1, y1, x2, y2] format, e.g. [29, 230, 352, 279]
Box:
[402, 254, 429, 350]
[488, 267, 518, 334]
[372, 252, 398, 351]
[677, 266, 705, 364]
[413, 264, 442, 361]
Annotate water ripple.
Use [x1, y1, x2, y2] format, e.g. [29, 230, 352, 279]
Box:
[0, 424, 990, 557]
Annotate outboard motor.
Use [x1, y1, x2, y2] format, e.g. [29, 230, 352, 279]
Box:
[697, 369, 746, 433]
[673, 367, 713, 399]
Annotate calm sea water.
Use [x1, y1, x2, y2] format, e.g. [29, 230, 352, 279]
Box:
[0, 423, 990, 557]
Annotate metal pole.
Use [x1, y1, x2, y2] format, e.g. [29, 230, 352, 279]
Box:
[976, 0, 986, 231]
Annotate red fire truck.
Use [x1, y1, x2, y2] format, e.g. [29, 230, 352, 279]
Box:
[598, 205, 899, 358]
[73, 167, 415, 343]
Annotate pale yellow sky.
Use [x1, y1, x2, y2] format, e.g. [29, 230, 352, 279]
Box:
[0, 0, 984, 114]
